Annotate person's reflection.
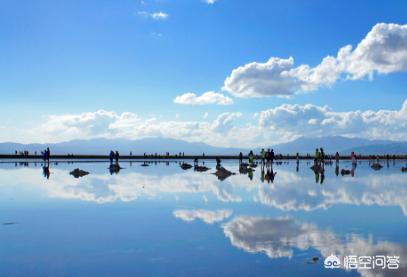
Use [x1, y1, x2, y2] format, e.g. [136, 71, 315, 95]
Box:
[265, 166, 277, 183]
[260, 164, 265, 183]
[335, 164, 339, 176]
[351, 162, 356, 177]
[248, 170, 253, 180]
[313, 169, 324, 184]
[109, 161, 122, 175]
[296, 160, 299, 172]
[314, 171, 319, 183]
[42, 164, 50, 179]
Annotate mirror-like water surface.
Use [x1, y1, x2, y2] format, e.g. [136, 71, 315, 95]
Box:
[1, 160, 406, 276]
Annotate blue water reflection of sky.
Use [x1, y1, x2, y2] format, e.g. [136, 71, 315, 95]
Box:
[0, 160, 406, 276]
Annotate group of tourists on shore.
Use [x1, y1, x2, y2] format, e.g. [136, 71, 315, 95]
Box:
[109, 150, 120, 164]
[239, 148, 276, 165]
[41, 147, 51, 163]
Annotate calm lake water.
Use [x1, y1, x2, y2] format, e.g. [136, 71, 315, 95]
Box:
[0, 159, 406, 276]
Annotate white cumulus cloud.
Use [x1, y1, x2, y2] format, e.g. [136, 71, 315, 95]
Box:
[223, 23, 407, 98]
[258, 100, 407, 141]
[6, 98, 407, 146]
[174, 209, 232, 224]
[174, 91, 233, 105]
[223, 216, 407, 277]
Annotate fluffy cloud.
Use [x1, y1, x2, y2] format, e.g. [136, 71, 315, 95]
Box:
[223, 216, 334, 259]
[258, 100, 407, 141]
[255, 170, 407, 216]
[9, 98, 407, 146]
[138, 11, 168, 20]
[210, 112, 242, 132]
[224, 23, 407, 97]
[173, 209, 232, 224]
[173, 91, 233, 105]
[223, 216, 407, 276]
[224, 57, 302, 97]
[33, 110, 247, 146]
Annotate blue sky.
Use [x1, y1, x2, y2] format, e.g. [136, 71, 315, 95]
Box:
[0, 0, 407, 145]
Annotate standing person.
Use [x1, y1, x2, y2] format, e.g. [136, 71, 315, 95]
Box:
[335, 152, 340, 164]
[351, 151, 357, 165]
[320, 147, 325, 164]
[239, 152, 243, 164]
[296, 152, 300, 163]
[266, 149, 271, 165]
[115, 151, 119, 163]
[248, 150, 254, 164]
[260, 148, 266, 164]
[216, 157, 221, 168]
[46, 147, 50, 163]
[315, 148, 320, 166]
[109, 151, 114, 164]
[270, 149, 275, 164]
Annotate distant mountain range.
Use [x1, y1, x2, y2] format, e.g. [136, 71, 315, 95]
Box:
[1, 136, 407, 155]
[272, 136, 407, 154]
[0, 138, 244, 155]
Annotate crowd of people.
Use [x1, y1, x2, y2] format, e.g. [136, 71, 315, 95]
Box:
[9, 145, 403, 182]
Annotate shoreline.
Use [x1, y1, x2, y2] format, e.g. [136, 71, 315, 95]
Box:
[1, 154, 406, 160]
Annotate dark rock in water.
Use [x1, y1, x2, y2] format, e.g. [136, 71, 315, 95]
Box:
[140, 163, 149, 167]
[341, 169, 351, 175]
[3, 222, 16, 226]
[249, 163, 257, 168]
[310, 165, 324, 173]
[402, 167, 407, 172]
[213, 166, 235, 181]
[194, 165, 210, 172]
[240, 162, 249, 167]
[371, 163, 383, 170]
[69, 168, 89, 178]
[180, 163, 193, 170]
[239, 164, 254, 174]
